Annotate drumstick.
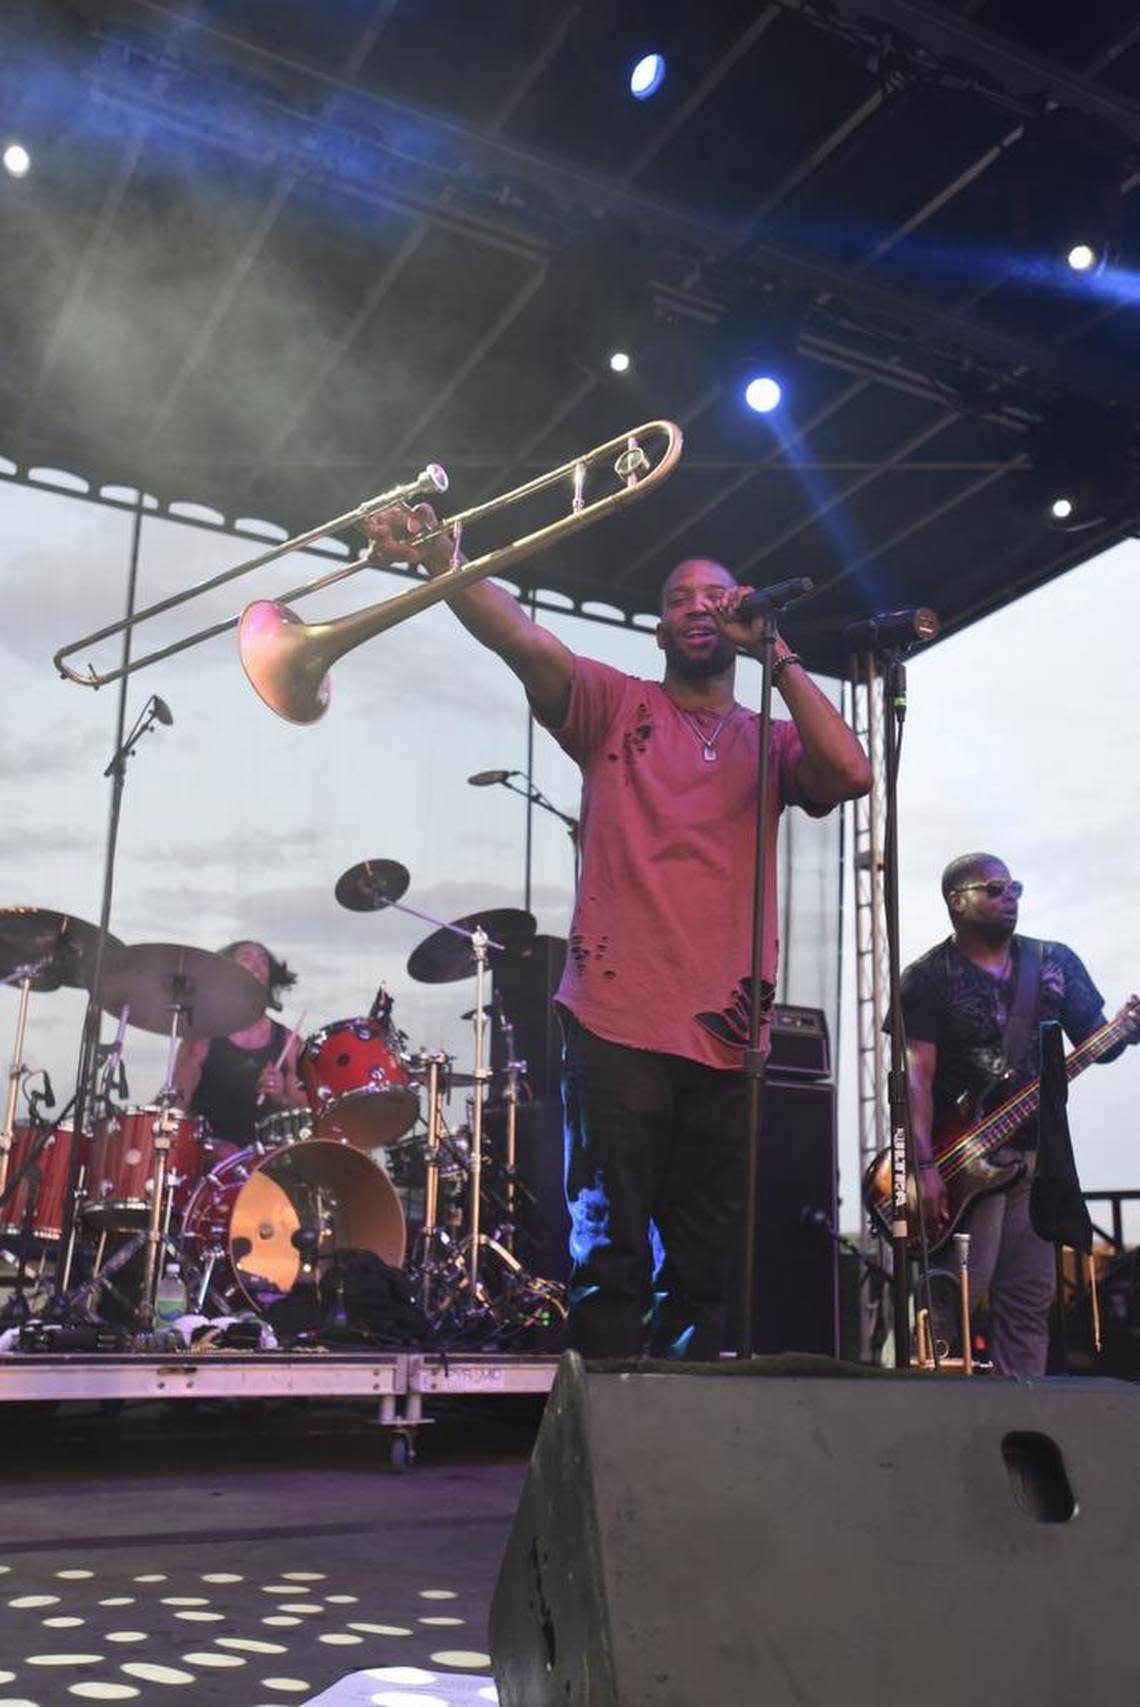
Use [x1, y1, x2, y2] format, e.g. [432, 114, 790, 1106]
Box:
[256, 1012, 306, 1107]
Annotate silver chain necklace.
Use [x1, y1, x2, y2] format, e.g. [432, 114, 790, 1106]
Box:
[676, 704, 736, 762]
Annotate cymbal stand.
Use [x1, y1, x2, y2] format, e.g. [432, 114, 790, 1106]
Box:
[137, 990, 192, 1328]
[495, 1002, 527, 1256]
[411, 1051, 449, 1315]
[466, 926, 491, 1291]
[0, 960, 48, 1198]
[77, 993, 187, 1327]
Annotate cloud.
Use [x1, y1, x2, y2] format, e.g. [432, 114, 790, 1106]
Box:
[0, 725, 106, 780]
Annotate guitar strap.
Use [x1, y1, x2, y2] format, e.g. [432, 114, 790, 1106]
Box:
[1000, 934, 1042, 1078]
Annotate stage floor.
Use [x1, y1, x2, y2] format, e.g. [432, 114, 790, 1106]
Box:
[0, 1389, 544, 1704]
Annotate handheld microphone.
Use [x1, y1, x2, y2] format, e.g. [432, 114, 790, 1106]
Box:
[467, 769, 517, 786]
[151, 696, 174, 726]
[41, 1071, 55, 1110]
[735, 576, 814, 620]
[844, 608, 940, 653]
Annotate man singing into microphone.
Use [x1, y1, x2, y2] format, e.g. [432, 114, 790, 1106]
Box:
[367, 511, 870, 1358]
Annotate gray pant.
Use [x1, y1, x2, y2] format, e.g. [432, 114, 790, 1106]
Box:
[929, 1150, 1056, 1378]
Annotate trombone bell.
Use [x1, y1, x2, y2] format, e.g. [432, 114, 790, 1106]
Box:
[238, 600, 332, 725]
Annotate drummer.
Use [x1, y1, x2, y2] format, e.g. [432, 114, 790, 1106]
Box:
[172, 941, 308, 1148]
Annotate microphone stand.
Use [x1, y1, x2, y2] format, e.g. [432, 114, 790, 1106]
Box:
[51, 491, 171, 1309]
[734, 576, 816, 1358]
[735, 600, 780, 1359]
[875, 644, 937, 1369]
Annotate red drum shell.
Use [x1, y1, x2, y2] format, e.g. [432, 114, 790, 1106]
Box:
[84, 1106, 209, 1228]
[0, 1121, 82, 1243]
[299, 1018, 418, 1149]
[179, 1137, 406, 1315]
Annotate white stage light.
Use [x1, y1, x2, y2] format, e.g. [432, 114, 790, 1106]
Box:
[744, 375, 783, 415]
[1050, 496, 1074, 520]
[1066, 243, 1098, 274]
[608, 350, 631, 374]
[630, 53, 666, 100]
[3, 142, 31, 178]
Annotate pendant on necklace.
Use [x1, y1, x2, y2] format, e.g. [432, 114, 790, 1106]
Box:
[702, 744, 717, 762]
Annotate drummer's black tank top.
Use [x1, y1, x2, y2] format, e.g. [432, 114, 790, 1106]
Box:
[191, 1022, 286, 1145]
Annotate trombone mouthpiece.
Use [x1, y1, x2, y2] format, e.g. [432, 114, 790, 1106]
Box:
[419, 463, 449, 495]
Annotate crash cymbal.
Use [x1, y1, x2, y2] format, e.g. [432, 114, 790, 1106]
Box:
[98, 943, 267, 1039]
[407, 909, 536, 984]
[0, 907, 122, 994]
[334, 858, 410, 913]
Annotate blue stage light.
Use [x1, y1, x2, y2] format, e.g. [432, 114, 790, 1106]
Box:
[744, 375, 783, 414]
[629, 53, 666, 100]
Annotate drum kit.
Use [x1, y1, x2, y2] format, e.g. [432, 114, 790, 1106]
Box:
[0, 868, 567, 1347]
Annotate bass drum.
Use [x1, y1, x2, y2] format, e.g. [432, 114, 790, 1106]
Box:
[179, 1138, 406, 1314]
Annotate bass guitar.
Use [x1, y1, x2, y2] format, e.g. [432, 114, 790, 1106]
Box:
[862, 998, 1139, 1254]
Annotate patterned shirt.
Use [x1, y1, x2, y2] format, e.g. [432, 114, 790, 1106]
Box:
[898, 935, 1104, 1147]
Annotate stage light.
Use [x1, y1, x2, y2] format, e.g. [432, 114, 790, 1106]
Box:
[744, 375, 783, 415]
[1066, 242, 1101, 275]
[629, 53, 666, 100]
[1029, 401, 1138, 532]
[608, 350, 631, 374]
[3, 142, 30, 178]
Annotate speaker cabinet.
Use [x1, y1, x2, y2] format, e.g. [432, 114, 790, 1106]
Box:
[491, 1355, 1140, 1706]
[493, 935, 566, 1099]
[738, 1074, 838, 1357]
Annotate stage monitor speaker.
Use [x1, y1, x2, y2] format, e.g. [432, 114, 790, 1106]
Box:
[738, 1073, 838, 1357]
[491, 1356, 1140, 1706]
[493, 934, 566, 1099]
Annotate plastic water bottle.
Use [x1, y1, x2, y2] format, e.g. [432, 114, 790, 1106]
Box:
[154, 1262, 188, 1329]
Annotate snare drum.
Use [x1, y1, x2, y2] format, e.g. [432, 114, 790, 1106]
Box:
[84, 1105, 209, 1229]
[299, 1018, 418, 1149]
[0, 1121, 82, 1244]
[180, 1137, 406, 1314]
[254, 1107, 314, 1150]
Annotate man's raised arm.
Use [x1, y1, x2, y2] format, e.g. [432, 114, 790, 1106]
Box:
[364, 503, 574, 726]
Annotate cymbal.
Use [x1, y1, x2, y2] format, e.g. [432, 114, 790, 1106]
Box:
[335, 858, 410, 912]
[0, 907, 122, 994]
[98, 943, 267, 1039]
[407, 909, 536, 985]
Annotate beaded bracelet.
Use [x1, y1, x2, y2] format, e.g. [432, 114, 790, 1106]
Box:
[771, 651, 803, 682]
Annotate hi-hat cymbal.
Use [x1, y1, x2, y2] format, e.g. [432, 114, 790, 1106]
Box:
[0, 907, 122, 994]
[407, 909, 536, 984]
[335, 859, 410, 912]
[98, 943, 267, 1039]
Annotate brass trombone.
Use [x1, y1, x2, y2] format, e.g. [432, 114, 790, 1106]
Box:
[53, 421, 682, 725]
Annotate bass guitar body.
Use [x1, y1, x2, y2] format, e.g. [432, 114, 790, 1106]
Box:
[862, 1102, 1024, 1255]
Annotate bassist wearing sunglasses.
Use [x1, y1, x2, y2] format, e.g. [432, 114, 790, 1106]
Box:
[887, 852, 1140, 1376]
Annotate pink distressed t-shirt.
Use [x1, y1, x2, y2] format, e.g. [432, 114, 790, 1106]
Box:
[545, 656, 832, 1069]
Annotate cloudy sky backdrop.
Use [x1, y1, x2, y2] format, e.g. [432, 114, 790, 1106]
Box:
[1, 471, 1134, 1238]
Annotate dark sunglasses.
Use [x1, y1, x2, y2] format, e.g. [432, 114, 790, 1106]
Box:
[954, 878, 1023, 900]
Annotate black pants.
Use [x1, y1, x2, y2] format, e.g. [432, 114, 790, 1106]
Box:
[560, 1010, 748, 1360]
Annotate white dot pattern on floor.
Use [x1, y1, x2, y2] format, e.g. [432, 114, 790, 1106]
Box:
[0, 1559, 498, 1704]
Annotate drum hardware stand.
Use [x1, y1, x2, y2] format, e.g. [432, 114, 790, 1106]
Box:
[0, 956, 51, 1199]
[493, 1002, 528, 1256]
